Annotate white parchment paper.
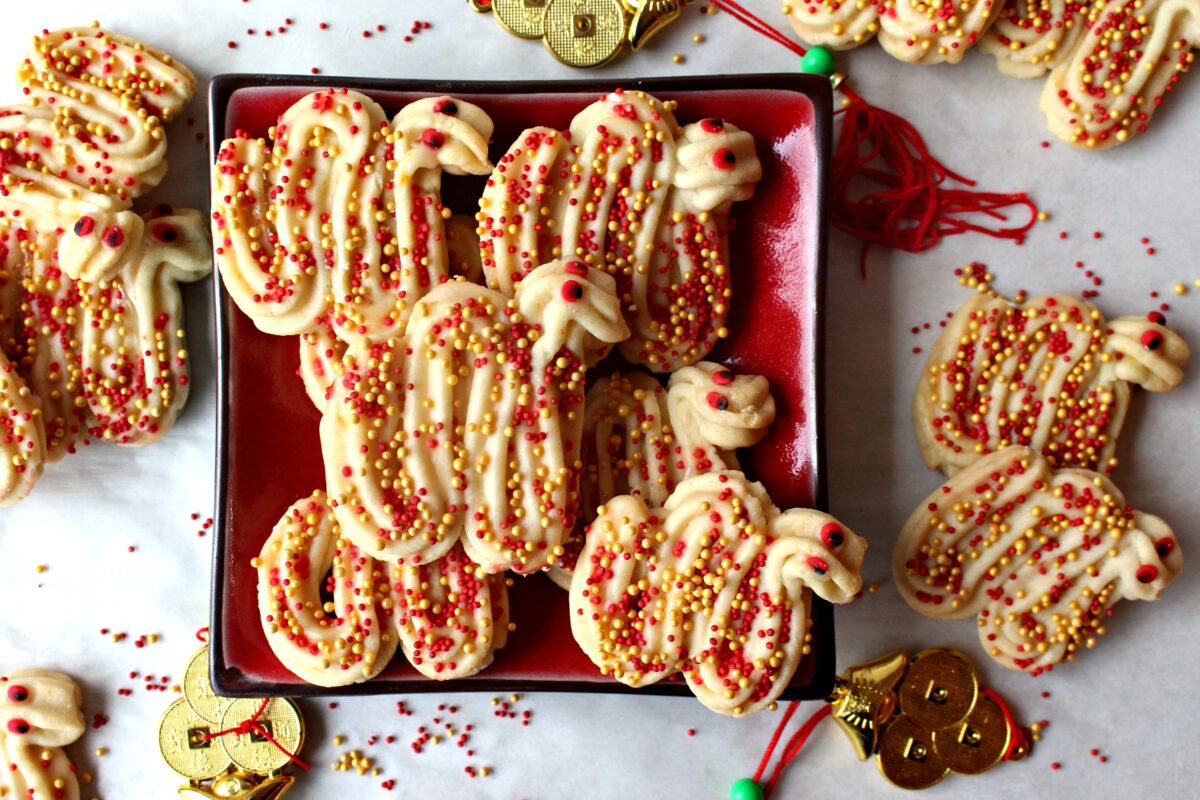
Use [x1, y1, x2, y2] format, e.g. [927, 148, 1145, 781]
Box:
[1, 2, 1197, 798]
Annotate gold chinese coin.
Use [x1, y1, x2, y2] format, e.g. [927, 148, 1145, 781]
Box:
[182, 647, 230, 725]
[219, 697, 305, 775]
[494, 0, 550, 39]
[877, 714, 950, 790]
[543, 0, 628, 68]
[897, 648, 978, 732]
[158, 698, 234, 781]
[932, 693, 1011, 775]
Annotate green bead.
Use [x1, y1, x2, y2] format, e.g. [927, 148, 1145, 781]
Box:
[729, 778, 764, 800]
[800, 45, 836, 78]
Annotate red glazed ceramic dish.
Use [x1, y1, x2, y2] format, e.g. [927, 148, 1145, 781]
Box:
[208, 73, 833, 698]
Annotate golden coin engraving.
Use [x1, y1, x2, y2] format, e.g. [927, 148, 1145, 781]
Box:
[877, 714, 949, 791]
[544, 0, 628, 67]
[183, 647, 230, 725]
[495, 0, 550, 38]
[220, 698, 305, 775]
[159, 699, 234, 781]
[933, 694, 1011, 775]
[897, 649, 978, 732]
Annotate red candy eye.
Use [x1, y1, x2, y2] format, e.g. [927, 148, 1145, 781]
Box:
[820, 523, 844, 550]
[6, 685, 28, 703]
[420, 129, 445, 149]
[433, 99, 458, 115]
[1136, 565, 1159, 584]
[102, 225, 124, 248]
[1147, 311, 1167, 326]
[561, 280, 584, 302]
[1140, 331, 1163, 351]
[1156, 537, 1175, 558]
[73, 216, 95, 236]
[712, 148, 736, 169]
[706, 391, 729, 411]
[152, 223, 178, 243]
[712, 370, 734, 386]
[700, 118, 726, 133]
[6, 719, 30, 735]
[806, 556, 829, 575]
[564, 261, 588, 277]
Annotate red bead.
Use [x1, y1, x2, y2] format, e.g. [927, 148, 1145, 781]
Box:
[102, 225, 124, 248]
[1147, 311, 1167, 326]
[420, 129, 445, 149]
[564, 261, 588, 277]
[1140, 331, 1163, 351]
[712, 148, 736, 169]
[6, 685, 28, 702]
[433, 99, 458, 115]
[700, 118, 725, 133]
[711, 369, 734, 386]
[806, 556, 829, 575]
[561, 280, 584, 302]
[1136, 565, 1158, 584]
[152, 223, 178, 243]
[6, 719, 30, 735]
[73, 216, 95, 236]
[706, 391, 728, 411]
[1155, 537, 1175, 558]
[820, 523, 844, 549]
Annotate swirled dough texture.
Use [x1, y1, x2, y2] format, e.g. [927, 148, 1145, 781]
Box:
[0, 348, 45, 506]
[549, 361, 775, 589]
[914, 292, 1188, 476]
[322, 259, 630, 574]
[878, 0, 1006, 64]
[255, 490, 511, 685]
[476, 91, 761, 372]
[981, 0, 1102, 78]
[213, 92, 494, 341]
[894, 446, 1182, 674]
[0, 669, 86, 800]
[570, 471, 865, 715]
[785, 0, 885, 50]
[1040, 0, 1199, 148]
[0, 26, 210, 504]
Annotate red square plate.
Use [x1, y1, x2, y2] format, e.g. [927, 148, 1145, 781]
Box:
[209, 73, 833, 698]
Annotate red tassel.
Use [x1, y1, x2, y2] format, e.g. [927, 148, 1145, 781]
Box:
[709, 0, 1038, 270]
[834, 86, 1038, 274]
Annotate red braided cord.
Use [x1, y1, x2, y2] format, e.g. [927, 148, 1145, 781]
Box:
[753, 701, 801, 783]
[710, 0, 808, 57]
[203, 697, 311, 771]
[764, 704, 833, 798]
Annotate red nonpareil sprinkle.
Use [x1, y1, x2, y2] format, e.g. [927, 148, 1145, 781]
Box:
[328, 702, 338, 709]
[227, 41, 237, 49]
[1059, 231, 1068, 239]
[362, 30, 372, 38]
[1041, 141, 1050, 148]
[377, 24, 385, 32]
[1041, 691, 1050, 698]
[1051, 762, 1062, 770]
[91, 713, 108, 729]
[319, 21, 328, 30]
[311, 67, 320, 75]
[1092, 231, 1102, 239]
[687, 728, 696, 736]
